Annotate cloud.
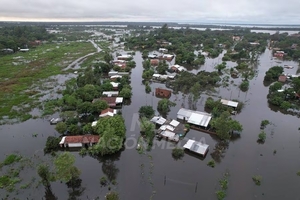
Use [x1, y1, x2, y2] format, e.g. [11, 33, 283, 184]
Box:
[0, 0, 300, 24]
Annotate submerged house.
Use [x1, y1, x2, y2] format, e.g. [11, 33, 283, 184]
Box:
[150, 116, 167, 126]
[177, 108, 212, 129]
[183, 139, 209, 156]
[150, 59, 159, 66]
[59, 135, 99, 148]
[155, 88, 172, 98]
[97, 97, 124, 107]
[171, 65, 186, 73]
[110, 75, 122, 81]
[110, 82, 120, 90]
[278, 75, 287, 83]
[117, 55, 132, 60]
[99, 108, 117, 117]
[220, 99, 239, 109]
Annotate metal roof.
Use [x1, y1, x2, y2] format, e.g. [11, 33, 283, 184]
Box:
[110, 75, 122, 79]
[160, 130, 179, 142]
[110, 82, 120, 87]
[220, 99, 238, 108]
[159, 125, 175, 131]
[150, 116, 167, 125]
[170, 119, 180, 127]
[183, 139, 209, 156]
[102, 91, 119, 97]
[116, 97, 123, 103]
[187, 113, 212, 128]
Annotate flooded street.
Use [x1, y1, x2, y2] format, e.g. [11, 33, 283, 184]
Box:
[1, 35, 300, 200]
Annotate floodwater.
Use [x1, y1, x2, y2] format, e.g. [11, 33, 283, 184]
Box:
[1, 34, 300, 200]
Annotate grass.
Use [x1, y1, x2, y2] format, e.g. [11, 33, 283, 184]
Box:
[0, 41, 95, 122]
[2, 154, 22, 166]
[207, 160, 216, 168]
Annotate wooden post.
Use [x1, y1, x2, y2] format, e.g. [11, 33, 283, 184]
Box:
[164, 176, 166, 185]
[195, 182, 198, 193]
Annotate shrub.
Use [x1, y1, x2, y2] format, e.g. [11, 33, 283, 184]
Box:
[239, 81, 249, 91]
[258, 131, 266, 142]
[216, 190, 226, 200]
[2, 154, 22, 166]
[100, 176, 108, 186]
[207, 160, 215, 168]
[172, 148, 184, 160]
[252, 175, 262, 185]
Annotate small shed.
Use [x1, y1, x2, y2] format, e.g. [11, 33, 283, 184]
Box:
[160, 130, 179, 142]
[102, 91, 119, 97]
[220, 99, 239, 109]
[183, 139, 209, 156]
[150, 116, 167, 125]
[170, 119, 180, 128]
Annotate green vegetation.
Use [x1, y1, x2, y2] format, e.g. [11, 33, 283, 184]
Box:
[252, 175, 262, 186]
[100, 176, 108, 186]
[106, 191, 119, 200]
[54, 152, 81, 183]
[89, 115, 126, 156]
[145, 82, 152, 93]
[139, 106, 155, 119]
[1, 154, 22, 166]
[0, 26, 54, 51]
[260, 120, 270, 129]
[210, 111, 243, 140]
[258, 131, 267, 142]
[207, 160, 216, 168]
[264, 66, 284, 82]
[297, 171, 300, 176]
[267, 76, 300, 111]
[270, 32, 300, 60]
[0, 41, 96, 122]
[215, 172, 230, 200]
[140, 117, 155, 150]
[37, 164, 53, 187]
[172, 148, 185, 160]
[239, 80, 249, 92]
[44, 136, 61, 154]
[170, 71, 221, 93]
[157, 98, 176, 115]
[205, 97, 243, 116]
[215, 62, 227, 72]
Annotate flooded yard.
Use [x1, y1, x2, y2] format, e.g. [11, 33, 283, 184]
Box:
[1, 32, 300, 200]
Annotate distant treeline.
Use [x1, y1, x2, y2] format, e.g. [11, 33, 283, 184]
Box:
[0, 26, 54, 51]
[1, 21, 300, 31]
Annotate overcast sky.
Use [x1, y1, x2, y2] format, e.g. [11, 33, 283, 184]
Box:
[0, 0, 299, 24]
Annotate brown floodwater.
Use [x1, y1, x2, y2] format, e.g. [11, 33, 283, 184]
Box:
[1, 42, 300, 200]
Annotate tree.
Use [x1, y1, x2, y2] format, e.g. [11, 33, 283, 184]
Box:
[126, 60, 136, 68]
[99, 62, 111, 74]
[190, 82, 201, 101]
[142, 69, 154, 80]
[258, 131, 266, 142]
[215, 62, 226, 72]
[139, 106, 155, 119]
[157, 99, 176, 114]
[172, 148, 184, 160]
[264, 66, 284, 82]
[77, 101, 93, 114]
[54, 152, 81, 183]
[55, 122, 67, 134]
[269, 82, 283, 93]
[210, 111, 243, 140]
[143, 60, 151, 70]
[94, 115, 126, 138]
[119, 87, 132, 99]
[44, 136, 61, 154]
[37, 164, 53, 187]
[68, 124, 81, 135]
[92, 100, 109, 113]
[104, 52, 113, 64]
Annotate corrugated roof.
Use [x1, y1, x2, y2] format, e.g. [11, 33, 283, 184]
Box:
[61, 135, 100, 144]
[170, 119, 180, 127]
[187, 113, 212, 127]
[220, 99, 238, 108]
[183, 139, 209, 156]
[102, 91, 119, 97]
[159, 125, 175, 131]
[110, 82, 120, 87]
[116, 97, 123, 103]
[150, 116, 167, 125]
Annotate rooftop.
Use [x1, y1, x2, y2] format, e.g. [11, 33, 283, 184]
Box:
[183, 139, 209, 156]
[150, 116, 167, 125]
[59, 135, 100, 145]
[220, 99, 239, 108]
[177, 108, 212, 128]
[102, 91, 119, 97]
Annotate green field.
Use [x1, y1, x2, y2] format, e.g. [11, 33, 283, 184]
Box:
[0, 41, 96, 122]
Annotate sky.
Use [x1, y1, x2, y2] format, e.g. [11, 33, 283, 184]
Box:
[0, 0, 299, 24]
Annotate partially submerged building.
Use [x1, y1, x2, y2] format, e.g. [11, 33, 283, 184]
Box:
[220, 99, 239, 109]
[59, 135, 99, 148]
[155, 88, 172, 98]
[99, 108, 117, 117]
[150, 116, 167, 126]
[177, 108, 212, 128]
[93, 97, 123, 107]
[183, 139, 209, 156]
[117, 55, 132, 60]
